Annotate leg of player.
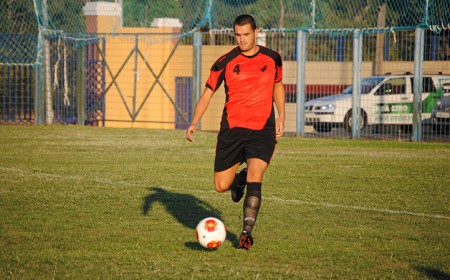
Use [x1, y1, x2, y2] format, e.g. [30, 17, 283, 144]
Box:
[230, 167, 247, 202]
[213, 162, 241, 193]
[239, 158, 268, 250]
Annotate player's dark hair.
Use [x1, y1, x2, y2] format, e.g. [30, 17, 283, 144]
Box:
[233, 14, 257, 31]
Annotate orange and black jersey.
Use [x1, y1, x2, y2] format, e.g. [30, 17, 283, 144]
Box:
[206, 46, 283, 131]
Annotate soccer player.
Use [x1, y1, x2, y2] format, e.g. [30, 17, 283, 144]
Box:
[185, 14, 285, 250]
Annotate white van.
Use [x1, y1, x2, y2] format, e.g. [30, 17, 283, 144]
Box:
[304, 73, 450, 132]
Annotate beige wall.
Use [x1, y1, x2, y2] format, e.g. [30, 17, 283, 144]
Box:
[103, 27, 184, 129]
[85, 11, 449, 130]
[98, 35, 449, 130]
[283, 60, 449, 133]
[85, 15, 120, 33]
[198, 50, 449, 132]
[285, 60, 450, 85]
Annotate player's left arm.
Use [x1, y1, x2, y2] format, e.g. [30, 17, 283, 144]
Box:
[273, 81, 285, 138]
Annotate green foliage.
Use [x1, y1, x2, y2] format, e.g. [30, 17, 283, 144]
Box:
[1, 0, 448, 66]
[123, 0, 184, 28]
[0, 126, 449, 278]
[12, 0, 449, 34]
[46, 0, 87, 33]
[0, 0, 37, 34]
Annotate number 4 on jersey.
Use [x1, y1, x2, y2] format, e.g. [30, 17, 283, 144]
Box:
[233, 64, 240, 75]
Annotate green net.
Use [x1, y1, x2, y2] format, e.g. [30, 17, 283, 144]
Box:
[0, 0, 38, 65]
[1, 0, 449, 65]
[44, 0, 450, 32]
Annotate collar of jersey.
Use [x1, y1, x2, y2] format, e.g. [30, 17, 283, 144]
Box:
[237, 45, 262, 58]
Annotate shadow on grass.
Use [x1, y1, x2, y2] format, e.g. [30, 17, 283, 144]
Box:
[414, 266, 450, 280]
[142, 186, 239, 249]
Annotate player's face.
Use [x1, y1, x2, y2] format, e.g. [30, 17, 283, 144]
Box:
[234, 23, 258, 54]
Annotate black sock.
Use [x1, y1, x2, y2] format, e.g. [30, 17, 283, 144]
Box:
[228, 174, 239, 192]
[229, 169, 247, 191]
[243, 182, 262, 234]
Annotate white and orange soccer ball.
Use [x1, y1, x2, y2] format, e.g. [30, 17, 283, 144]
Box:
[195, 217, 227, 249]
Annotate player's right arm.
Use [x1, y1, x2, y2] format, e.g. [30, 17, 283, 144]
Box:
[185, 87, 215, 142]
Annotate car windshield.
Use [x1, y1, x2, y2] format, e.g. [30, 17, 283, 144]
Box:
[341, 77, 384, 94]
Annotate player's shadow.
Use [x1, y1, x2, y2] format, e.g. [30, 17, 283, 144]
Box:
[414, 266, 450, 280]
[142, 186, 239, 250]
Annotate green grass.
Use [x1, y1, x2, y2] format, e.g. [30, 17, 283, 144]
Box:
[0, 125, 449, 279]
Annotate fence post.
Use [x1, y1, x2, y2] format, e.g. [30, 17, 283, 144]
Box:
[44, 40, 54, 124]
[192, 30, 202, 129]
[412, 28, 424, 142]
[132, 34, 139, 121]
[77, 44, 86, 125]
[41, 0, 54, 124]
[296, 30, 308, 136]
[33, 0, 46, 124]
[34, 39, 45, 124]
[352, 30, 362, 139]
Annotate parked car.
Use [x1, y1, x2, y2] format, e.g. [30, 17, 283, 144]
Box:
[304, 73, 450, 133]
[431, 82, 450, 133]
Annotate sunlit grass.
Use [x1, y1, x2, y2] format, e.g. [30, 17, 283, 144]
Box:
[0, 125, 449, 279]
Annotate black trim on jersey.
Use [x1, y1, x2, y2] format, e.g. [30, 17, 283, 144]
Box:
[208, 48, 240, 92]
[220, 104, 276, 131]
[220, 106, 230, 130]
[211, 48, 240, 71]
[260, 46, 282, 67]
[237, 46, 261, 58]
[265, 104, 276, 129]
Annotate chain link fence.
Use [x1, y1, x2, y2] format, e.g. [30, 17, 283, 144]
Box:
[0, 0, 449, 141]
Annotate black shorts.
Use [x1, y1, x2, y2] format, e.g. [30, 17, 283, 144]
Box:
[214, 128, 277, 172]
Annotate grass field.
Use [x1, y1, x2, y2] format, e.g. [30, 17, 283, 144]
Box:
[0, 125, 449, 279]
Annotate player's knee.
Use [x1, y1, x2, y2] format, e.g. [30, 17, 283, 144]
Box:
[214, 179, 230, 193]
[247, 170, 265, 182]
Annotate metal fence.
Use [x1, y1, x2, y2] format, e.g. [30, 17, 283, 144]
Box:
[1, 0, 449, 141]
[0, 64, 34, 124]
[297, 29, 450, 142]
[1, 28, 448, 141]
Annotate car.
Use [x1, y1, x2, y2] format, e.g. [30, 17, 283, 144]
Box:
[431, 82, 450, 134]
[304, 73, 450, 133]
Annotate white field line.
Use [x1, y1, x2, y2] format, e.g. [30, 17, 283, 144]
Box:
[266, 196, 450, 220]
[2, 167, 449, 221]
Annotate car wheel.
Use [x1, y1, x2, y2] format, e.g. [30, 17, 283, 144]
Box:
[343, 110, 367, 133]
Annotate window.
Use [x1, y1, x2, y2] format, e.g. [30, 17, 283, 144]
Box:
[410, 77, 437, 93]
[375, 78, 405, 95]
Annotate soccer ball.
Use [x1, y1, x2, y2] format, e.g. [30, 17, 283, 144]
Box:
[195, 217, 227, 249]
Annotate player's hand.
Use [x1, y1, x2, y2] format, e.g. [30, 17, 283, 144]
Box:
[275, 118, 284, 138]
[185, 124, 197, 142]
